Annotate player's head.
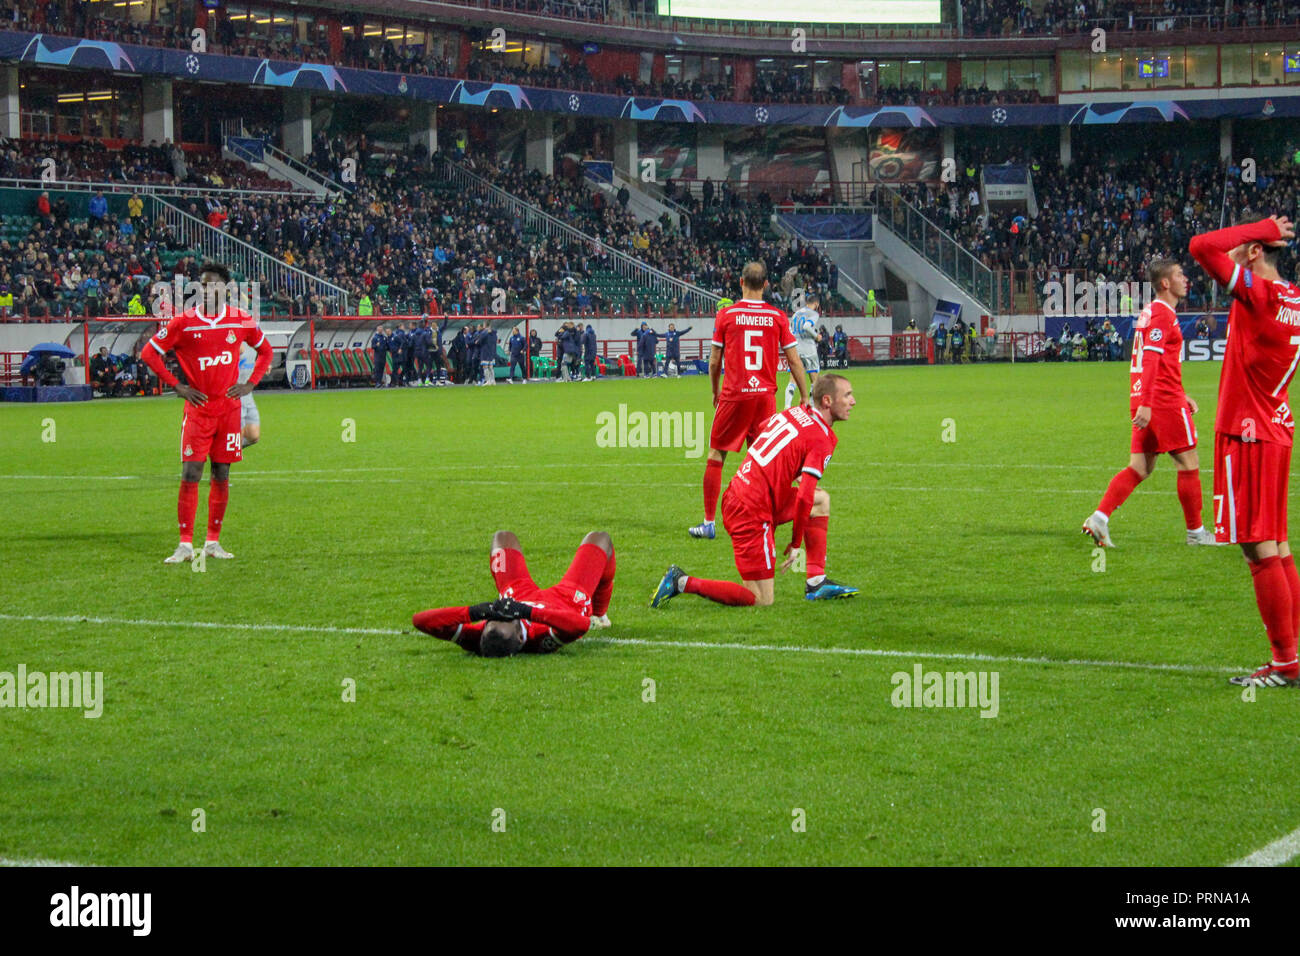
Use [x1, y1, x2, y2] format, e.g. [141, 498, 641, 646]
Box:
[741, 262, 767, 297]
[1231, 214, 1284, 276]
[199, 261, 231, 315]
[812, 373, 855, 423]
[1147, 258, 1186, 302]
[479, 620, 525, 658]
[805, 293, 819, 309]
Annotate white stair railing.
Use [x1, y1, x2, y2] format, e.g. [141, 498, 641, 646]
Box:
[151, 196, 351, 313]
[441, 160, 717, 312]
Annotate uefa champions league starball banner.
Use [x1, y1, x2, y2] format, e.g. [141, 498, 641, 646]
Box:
[4, 31, 1300, 129]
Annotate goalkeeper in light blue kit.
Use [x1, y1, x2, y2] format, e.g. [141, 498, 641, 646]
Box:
[785, 293, 822, 409]
[238, 343, 261, 448]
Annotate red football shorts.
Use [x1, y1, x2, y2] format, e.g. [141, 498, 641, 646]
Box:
[181, 403, 242, 463]
[710, 393, 775, 453]
[490, 546, 541, 600]
[1213, 433, 1292, 544]
[721, 484, 799, 581]
[1130, 403, 1197, 455]
[490, 543, 607, 612]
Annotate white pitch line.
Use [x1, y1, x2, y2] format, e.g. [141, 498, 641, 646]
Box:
[0, 474, 1202, 494]
[0, 613, 402, 637]
[0, 856, 88, 867]
[0, 613, 1239, 675]
[1229, 825, 1300, 867]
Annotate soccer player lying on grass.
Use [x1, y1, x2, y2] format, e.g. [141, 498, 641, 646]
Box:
[1081, 258, 1216, 548]
[1189, 213, 1300, 688]
[653, 374, 858, 608]
[413, 531, 616, 657]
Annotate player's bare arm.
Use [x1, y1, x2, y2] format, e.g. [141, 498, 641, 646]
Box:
[708, 344, 722, 407]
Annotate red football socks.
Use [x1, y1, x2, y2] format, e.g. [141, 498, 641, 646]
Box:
[206, 479, 229, 541]
[703, 458, 723, 522]
[178, 480, 199, 544]
[1281, 554, 1300, 668]
[593, 549, 616, 616]
[684, 577, 756, 606]
[1249, 555, 1298, 669]
[1098, 466, 1144, 517]
[805, 515, 829, 578]
[1176, 469, 1204, 530]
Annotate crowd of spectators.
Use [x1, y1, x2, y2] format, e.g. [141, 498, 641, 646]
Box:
[965, 0, 1300, 37]
[463, 148, 842, 310]
[0, 136, 292, 192]
[888, 142, 1300, 313]
[0, 190, 209, 319]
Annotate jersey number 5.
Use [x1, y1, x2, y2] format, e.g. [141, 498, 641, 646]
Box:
[744, 329, 763, 370]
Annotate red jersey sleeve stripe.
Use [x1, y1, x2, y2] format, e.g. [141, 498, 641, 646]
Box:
[148, 338, 166, 355]
[1227, 264, 1242, 292]
[801, 466, 823, 478]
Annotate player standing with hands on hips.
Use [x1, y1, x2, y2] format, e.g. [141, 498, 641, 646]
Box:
[1189, 214, 1300, 687]
[141, 262, 272, 564]
[688, 263, 808, 540]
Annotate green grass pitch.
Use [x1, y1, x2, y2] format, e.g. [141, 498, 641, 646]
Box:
[1, 361, 1296, 866]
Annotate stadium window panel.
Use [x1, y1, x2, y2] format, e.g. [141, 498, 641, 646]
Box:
[924, 61, 944, 90]
[901, 60, 924, 87]
[1091, 53, 1121, 91]
[1185, 46, 1216, 88]
[984, 59, 1009, 90]
[858, 60, 876, 99]
[1034, 58, 1055, 95]
[1154, 48, 1182, 88]
[961, 60, 986, 89]
[1221, 45, 1252, 86]
[1058, 50, 1087, 91]
[1122, 49, 1150, 89]
[877, 60, 901, 89]
[1255, 44, 1284, 85]
[814, 60, 838, 89]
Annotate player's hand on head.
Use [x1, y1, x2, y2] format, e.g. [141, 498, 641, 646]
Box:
[1269, 215, 1295, 244]
[488, 597, 533, 621]
[468, 602, 495, 621]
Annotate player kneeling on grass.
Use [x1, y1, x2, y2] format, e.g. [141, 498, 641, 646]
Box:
[413, 530, 616, 657]
[654, 374, 858, 608]
[141, 261, 272, 564]
[1082, 258, 1215, 548]
[1190, 214, 1300, 688]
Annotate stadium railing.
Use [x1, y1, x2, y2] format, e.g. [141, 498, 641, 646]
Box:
[0, 176, 312, 200]
[150, 196, 352, 313]
[441, 160, 718, 313]
[876, 186, 1002, 313]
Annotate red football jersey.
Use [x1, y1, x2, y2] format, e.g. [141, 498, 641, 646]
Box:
[146, 305, 267, 416]
[1129, 299, 1187, 410]
[712, 298, 796, 401]
[1190, 220, 1300, 446]
[727, 405, 838, 516]
[1216, 265, 1300, 445]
